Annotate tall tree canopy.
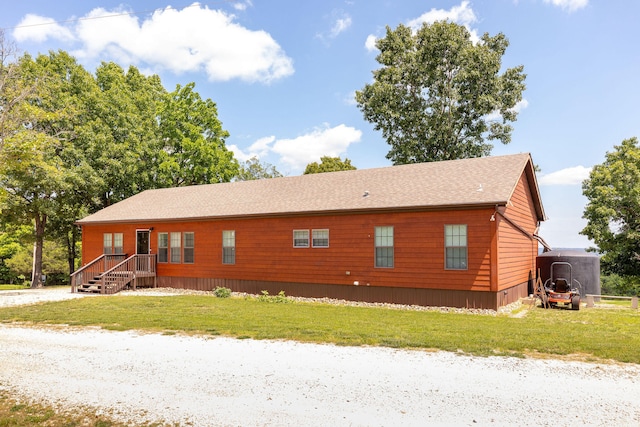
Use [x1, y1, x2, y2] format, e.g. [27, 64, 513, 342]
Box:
[92, 62, 165, 207]
[0, 45, 236, 286]
[356, 21, 526, 164]
[581, 137, 640, 276]
[304, 156, 357, 174]
[157, 82, 237, 187]
[0, 50, 98, 287]
[0, 30, 30, 156]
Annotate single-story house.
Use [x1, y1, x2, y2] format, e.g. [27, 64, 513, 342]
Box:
[73, 153, 546, 310]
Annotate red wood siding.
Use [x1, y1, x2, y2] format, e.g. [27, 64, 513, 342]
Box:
[81, 208, 496, 293]
[496, 172, 539, 291]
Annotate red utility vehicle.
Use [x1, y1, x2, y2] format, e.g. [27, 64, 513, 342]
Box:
[543, 262, 581, 310]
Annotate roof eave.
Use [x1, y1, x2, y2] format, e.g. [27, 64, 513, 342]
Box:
[524, 156, 547, 222]
[504, 154, 546, 222]
[76, 202, 508, 226]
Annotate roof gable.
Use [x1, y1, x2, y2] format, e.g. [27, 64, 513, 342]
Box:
[78, 153, 545, 224]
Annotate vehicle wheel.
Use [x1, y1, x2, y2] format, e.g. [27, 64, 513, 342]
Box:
[571, 296, 580, 310]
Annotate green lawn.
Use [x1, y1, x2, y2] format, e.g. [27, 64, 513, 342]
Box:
[0, 284, 28, 290]
[1, 294, 639, 364]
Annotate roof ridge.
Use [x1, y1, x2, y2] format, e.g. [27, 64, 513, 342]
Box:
[78, 153, 541, 224]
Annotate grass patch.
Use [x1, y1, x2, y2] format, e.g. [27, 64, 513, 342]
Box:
[0, 294, 639, 363]
[0, 390, 138, 426]
[596, 298, 637, 308]
[0, 285, 28, 291]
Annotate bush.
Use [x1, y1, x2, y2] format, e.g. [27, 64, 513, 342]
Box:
[257, 290, 291, 303]
[601, 274, 640, 296]
[213, 286, 232, 298]
[44, 272, 69, 286]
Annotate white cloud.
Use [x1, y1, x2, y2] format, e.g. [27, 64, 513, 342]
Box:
[544, 0, 588, 13]
[248, 136, 276, 156]
[232, 1, 253, 11]
[14, 4, 293, 84]
[365, 1, 480, 52]
[233, 125, 362, 172]
[330, 16, 352, 38]
[511, 99, 529, 114]
[272, 124, 362, 171]
[539, 166, 592, 186]
[227, 145, 246, 162]
[13, 14, 75, 43]
[485, 98, 529, 122]
[407, 0, 477, 29]
[317, 11, 352, 43]
[343, 90, 358, 106]
[364, 34, 377, 52]
[228, 136, 276, 162]
[406, 1, 480, 43]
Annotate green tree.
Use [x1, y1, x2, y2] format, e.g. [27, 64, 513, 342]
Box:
[1, 46, 240, 284]
[356, 21, 526, 164]
[0, 50, 98, 287]
[304, 156, 357, 174]
[6, 239, 68, 284]
[92, 62, 165, 207]
[236, 156, 283, 181]
[0, 30, 33, 153]
[157, 83, 238, 186]
[581, 137, 640, 276]
[0, 130, 65, 287]
[0, 224, 28, 283]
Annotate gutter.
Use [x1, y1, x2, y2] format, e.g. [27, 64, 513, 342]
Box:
[494, 209, 551, 252]
[76, 202, 507, 226]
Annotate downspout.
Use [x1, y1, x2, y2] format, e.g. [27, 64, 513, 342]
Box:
[533, 226, 553, 252]
[494, 209, 536, 241]
[490, 206, 540, 294]
[494, 211, 552, 252]
[494, 210, 551, 293]
[489, 208, 499, 293]
[495, 210, 550, 249]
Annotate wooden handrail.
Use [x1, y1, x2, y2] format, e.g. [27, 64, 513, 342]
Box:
[71, 254, 155, 294]
[97, 254, 157, 294]
[71, 254, 127, 292]
[70, 254, 105, 279]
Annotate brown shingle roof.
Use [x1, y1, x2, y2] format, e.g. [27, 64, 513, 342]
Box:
[77, 153, 544, 224]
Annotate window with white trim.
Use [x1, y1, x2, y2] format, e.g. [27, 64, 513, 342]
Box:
[170, 232, 181, 263]
[103, 233, 123, 255]
[445, 224, 468, 270]
[312, 229, 329, 248]
[183, 232, 194, 264]
[375, 226, 394, 268]
[103, 233, 112, 255]
[293, 230, 309, 247]
[113, 233, 123, 254]
[222, 230, 235, 264]
[158, 233, 168, 263]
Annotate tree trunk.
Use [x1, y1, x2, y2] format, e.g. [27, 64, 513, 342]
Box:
[66, 226, 79, 283]
[30, 213, 47, 288]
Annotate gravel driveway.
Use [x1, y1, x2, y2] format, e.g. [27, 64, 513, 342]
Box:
[1, 288, 639, 426]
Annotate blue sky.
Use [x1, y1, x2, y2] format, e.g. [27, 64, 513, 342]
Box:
[2, 0, 638, 249]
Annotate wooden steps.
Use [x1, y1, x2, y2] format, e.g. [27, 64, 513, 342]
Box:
[76, 274, 128, 294]
[71, 254, 157, 295]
